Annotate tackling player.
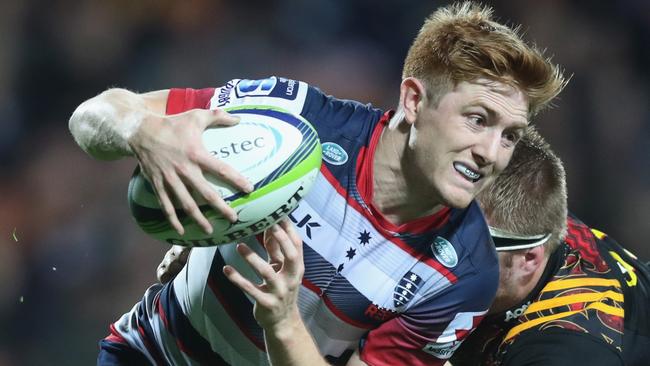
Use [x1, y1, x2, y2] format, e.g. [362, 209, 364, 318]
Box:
[450, 129, 650, 366]
[69, 2, 565, 365]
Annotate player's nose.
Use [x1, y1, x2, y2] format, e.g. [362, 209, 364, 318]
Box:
[472, 131, 500, 166]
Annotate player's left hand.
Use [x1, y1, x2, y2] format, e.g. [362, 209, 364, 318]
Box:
[223, 219, 304, 332]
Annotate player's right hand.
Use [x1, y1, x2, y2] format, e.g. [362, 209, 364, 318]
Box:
[129, 108, 254, 235]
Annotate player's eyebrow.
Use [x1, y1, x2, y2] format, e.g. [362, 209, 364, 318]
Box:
[475, 102, 529, 128]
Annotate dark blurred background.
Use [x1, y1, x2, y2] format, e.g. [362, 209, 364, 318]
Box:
[0, 0, 648, 364]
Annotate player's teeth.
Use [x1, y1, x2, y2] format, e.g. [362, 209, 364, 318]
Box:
[465, 168, 479, 179]
[454, 163, 481, 181]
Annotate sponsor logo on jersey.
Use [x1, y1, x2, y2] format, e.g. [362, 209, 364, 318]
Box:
[233, 77, 300, 101]
[432, 236, 458, 268]
[236, 77, 277, 97]
[422, 340, 462, 359]
[504, 301, 531, 322]
[364, 303, 398, 322]
[216, 80, 235, 107]
[284, 78, 297, 97]
[288, 212, 321, 239]
[321, 142, 348, 165]
[393, 271, 423, 308]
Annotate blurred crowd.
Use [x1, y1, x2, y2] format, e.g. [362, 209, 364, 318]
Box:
[0, 0, 648, 364]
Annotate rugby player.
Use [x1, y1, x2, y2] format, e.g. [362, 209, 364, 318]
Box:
[450, 129, 650, 366]
[69, 2, 565, 365]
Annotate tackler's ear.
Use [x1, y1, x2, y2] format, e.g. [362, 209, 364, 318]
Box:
[399, 77, 427, 125]
[519, 245, 546, 276]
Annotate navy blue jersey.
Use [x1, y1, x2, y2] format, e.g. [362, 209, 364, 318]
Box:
[100, 77, 499, 366]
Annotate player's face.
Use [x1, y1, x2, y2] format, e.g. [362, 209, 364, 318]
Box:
[489, 251, 520, 315]
[410, 79, 528, 209]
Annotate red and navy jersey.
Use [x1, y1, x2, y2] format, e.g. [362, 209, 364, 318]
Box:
[451, 215, 650, 366]
[101, 77, 499, 366]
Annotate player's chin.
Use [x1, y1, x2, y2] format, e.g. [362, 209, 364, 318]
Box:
[440, 186, 476, 209]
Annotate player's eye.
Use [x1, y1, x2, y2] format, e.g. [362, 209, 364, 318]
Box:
[468, 115, 485, 126]
[502, 130, 522, 147]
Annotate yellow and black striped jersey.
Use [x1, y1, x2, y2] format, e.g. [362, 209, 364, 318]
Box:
[452, 216, 650, 366]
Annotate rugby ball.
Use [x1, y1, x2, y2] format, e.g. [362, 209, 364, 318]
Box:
[128, 105, 322, 246]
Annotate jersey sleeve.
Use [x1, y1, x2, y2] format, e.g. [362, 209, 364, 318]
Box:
[166, 87, 216, 114]
[501, 328, 624, 366]
[165, 77, 309, 115]
[359, 262, 498, 366]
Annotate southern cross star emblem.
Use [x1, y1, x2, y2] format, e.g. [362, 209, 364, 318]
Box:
[346, 247, 357, 260]
[358, 230, 371, 245]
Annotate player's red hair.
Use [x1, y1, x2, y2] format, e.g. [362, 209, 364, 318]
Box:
[403, 1, 566, 117]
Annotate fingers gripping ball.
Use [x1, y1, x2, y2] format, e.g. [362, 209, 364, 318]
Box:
[128, 106, 322, 247]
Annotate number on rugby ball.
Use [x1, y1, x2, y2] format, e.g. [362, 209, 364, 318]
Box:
[127, 106, 322, 246]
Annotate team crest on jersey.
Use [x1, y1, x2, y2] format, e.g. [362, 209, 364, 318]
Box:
[431, 236, 458, 268]
[321, 142, 348, 165]
[393, 271, 423, 308]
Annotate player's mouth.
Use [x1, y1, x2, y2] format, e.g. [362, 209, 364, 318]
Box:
[453, 162, 482, 183]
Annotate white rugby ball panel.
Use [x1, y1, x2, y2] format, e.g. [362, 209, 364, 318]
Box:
[200, 111, 303, 201]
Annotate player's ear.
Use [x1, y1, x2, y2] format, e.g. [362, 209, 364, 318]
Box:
[399, 77, 426, 125]
[520, 245, 545, 276]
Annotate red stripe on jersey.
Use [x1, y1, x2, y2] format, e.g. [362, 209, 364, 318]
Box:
[155, 294, 188, 359]
[155, 292, 169, 329]
[106, 323, 129, 344]
[322, 293, 375, 330]
[319, 166, 457, 283]
[454, 313, 485, 341]
[174, 337, 200, 364]
[207, 275, 266, 351]
[302, 279, 374, 330]
[155, 292, 196, 359]
[137, 324, 166, 366]
[166, 88, 216, 115]
[420, 256, 458, 283]
[360, 318, 445, 366]
[302, 278, 324, 296]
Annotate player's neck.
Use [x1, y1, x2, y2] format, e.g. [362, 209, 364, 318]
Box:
[372, 125, 445, 225]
